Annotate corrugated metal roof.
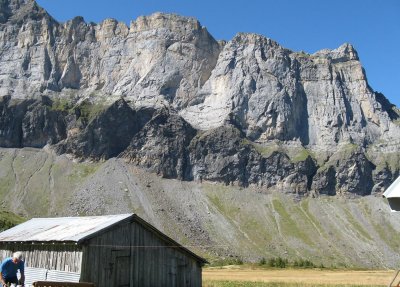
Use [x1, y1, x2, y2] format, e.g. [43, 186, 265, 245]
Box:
[23, 267, 80, 286]
[0, 213, 207, 264]
[46, 270, 80, 282]
[0, 214, 133, 243]
[24, 267, 47, 286]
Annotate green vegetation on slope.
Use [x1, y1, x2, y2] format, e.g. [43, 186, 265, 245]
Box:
[76, 100, 108, 124]
[201, 180, 400, 268]
[68, 163, 100, 182]
[0, 157, 16, 200]
[0, 210, 25, 231]
[290, 147, 312, 163]
[50, 97, 74, 112]
[51, 97, 109, 124]
[342, 208, 372, 241]
[371, 217, 400, 251]
[0, 149, 102, 217]
[272, 199, 313, 245]
[244, 140, 281, 158]
[241, 139, 317, 164]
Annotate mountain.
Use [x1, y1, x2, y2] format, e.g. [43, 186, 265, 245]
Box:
[1, 0, 400, 267]
[2, 148, 400, 268]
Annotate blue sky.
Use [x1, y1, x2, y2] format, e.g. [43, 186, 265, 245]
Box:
[36, 0, 400, 108]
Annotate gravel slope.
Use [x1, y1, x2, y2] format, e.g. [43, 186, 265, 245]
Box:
[0, 148, 399, 268]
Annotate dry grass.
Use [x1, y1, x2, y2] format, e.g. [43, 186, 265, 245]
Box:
[203, 266, 394, 286]
[203, 282, 384, 287]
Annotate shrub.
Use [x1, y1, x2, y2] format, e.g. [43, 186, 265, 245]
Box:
[268, 257, 288, 268]
[293, 259, 315, 268]
[208, 257, 244, 267]
[50, 98, 73, 112]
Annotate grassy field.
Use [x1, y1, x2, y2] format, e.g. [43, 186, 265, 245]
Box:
[203, 283, 385, 287]
[203, 267, 393, 287]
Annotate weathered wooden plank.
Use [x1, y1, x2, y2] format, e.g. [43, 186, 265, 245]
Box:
[0, 244, 82, 273]
[79, 246, 89, 283]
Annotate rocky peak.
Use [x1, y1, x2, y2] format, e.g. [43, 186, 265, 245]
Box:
[0, 0, 52, 24]
[130, 13, 202, 34]
[232, 33, 287, 51]
[96, 18, 128, 39]
[0, 0, 29, 15]
[313, 43, 359, 62]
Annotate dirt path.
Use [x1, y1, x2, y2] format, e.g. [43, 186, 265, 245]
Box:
[203, 267, 395, 285]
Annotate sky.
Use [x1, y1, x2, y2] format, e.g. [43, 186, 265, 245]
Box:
[36, 0, 400, 108]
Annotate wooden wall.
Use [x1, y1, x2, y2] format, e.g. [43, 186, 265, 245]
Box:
[80, 220, 202, 287]
[0, 243, 83, 273]
[129, 220, 202, 287]
[80, 221, 132, 287]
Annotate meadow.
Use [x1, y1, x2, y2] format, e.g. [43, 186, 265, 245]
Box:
[202, 267, 394, 287]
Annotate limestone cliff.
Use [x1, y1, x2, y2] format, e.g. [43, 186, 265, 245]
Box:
[0, 0, 399, 196]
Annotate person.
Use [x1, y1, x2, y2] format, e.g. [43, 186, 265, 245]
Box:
[0, 252, 25, 287]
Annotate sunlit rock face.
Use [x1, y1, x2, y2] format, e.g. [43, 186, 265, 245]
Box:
[181, 34, 398, 151]
[0, 0, 399, 195]
[0, 1, 221, 110]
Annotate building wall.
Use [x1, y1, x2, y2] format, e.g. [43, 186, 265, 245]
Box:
[130, 220, 202, 287]
[80, 220, 202, 287]
[0, 243, 83, 273]
[80, 221, 132, 287]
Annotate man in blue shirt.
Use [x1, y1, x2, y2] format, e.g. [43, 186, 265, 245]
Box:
[0, 252, 25, 286]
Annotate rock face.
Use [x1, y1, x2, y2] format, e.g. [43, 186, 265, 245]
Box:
[55, 98, 145, 159]
[0, 0, 399, 195]
[0, 0, 221, 109]
[180, 34, 398, 150]
[0, 95, 66, 147]
[122, 108, 196, 180]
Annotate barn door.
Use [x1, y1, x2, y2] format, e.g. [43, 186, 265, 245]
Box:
[111, 249, 131, 287]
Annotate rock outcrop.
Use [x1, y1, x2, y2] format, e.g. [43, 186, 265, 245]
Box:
[0, 95, 66, 147]
[0, 0, 399, 195]
[122, 108, 196, 180]
[55, 98, 147, 159]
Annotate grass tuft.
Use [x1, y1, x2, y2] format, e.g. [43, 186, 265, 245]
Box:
[76, 100, 107, 124]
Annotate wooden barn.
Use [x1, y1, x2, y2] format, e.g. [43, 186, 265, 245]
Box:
[0, 214, 206, 287]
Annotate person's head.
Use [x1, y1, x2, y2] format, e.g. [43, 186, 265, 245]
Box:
[11, 251, 23, 264]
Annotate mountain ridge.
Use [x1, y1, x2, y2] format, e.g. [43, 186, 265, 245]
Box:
[0, 0, 399, 196]
[1, 0, 400, 267]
